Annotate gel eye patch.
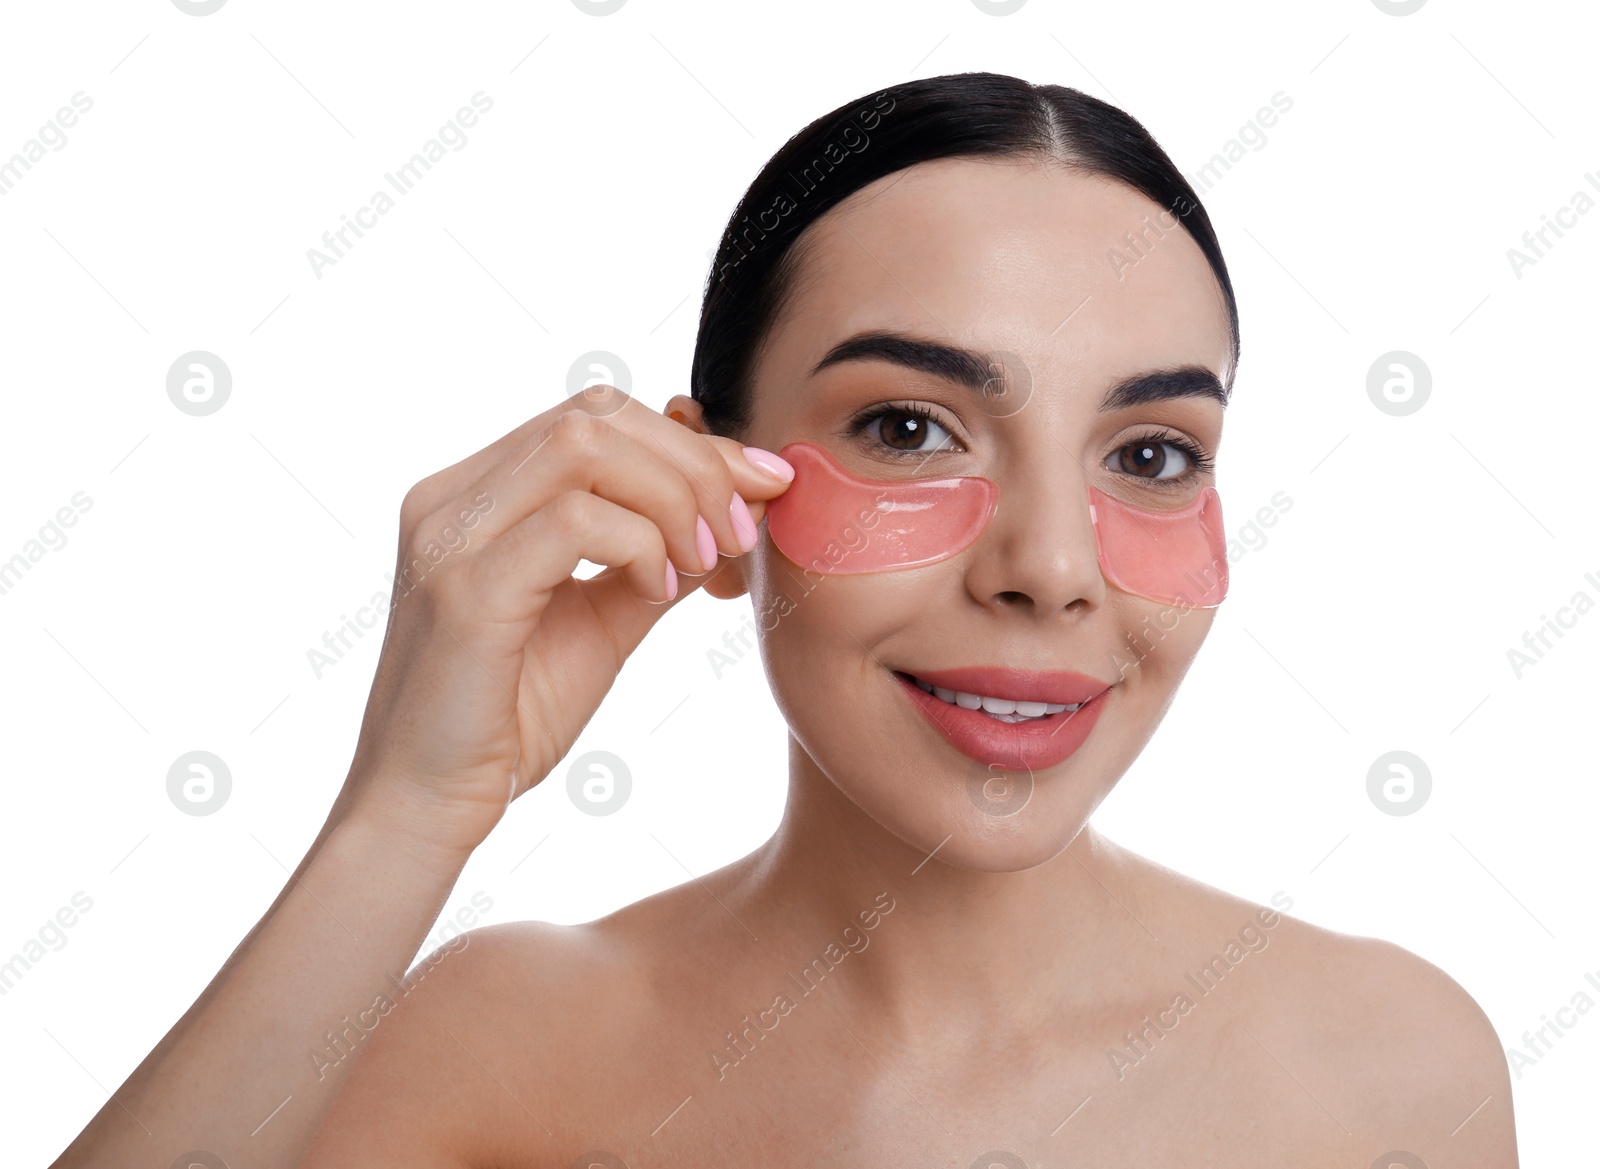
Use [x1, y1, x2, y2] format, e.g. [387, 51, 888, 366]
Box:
[763, 441, 1228, 608]
[1086, 482, 1228, 608]
[764, 441, 999, 574]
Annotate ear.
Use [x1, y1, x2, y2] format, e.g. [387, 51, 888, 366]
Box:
[664, 394, 750, 601]
[664, 394, 706, 431]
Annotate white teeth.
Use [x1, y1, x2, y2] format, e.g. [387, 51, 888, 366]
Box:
[910, 675, 1081, 721]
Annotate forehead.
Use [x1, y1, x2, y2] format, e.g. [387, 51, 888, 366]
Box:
[753, 157, 1233, 412]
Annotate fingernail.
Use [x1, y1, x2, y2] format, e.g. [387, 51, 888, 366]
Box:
[729, 494, 758, 552]
[664, 560, 678, 602]
[742, 446, 795, 482]
[694, 513, 717, 573]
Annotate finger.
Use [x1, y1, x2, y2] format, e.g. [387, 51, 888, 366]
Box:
[465, 490, 677, 626]
[401, 403, 569, 522]
[433, 410, 728, 578]
[600, 415, 795, 565]
[573, 402, 758, 558]
[441, 412, 721, 580]
[695, 433, 796, 503]
[399, 386, 659, 522]
[580, 552, 736, 655]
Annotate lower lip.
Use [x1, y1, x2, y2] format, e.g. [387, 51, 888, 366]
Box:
[892, 671, 1109, 772]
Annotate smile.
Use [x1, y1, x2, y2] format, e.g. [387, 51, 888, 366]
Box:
[903, 675, 1078, 723]
[890, 666, 1113, 771]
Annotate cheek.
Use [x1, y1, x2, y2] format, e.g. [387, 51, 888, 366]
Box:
[746, 528, 935, 716]
[749, 544, 922, 666]
[1118, 598, 1215, 683]
[748, 566, 897, 748]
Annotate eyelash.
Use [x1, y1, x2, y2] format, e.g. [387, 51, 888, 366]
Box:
[846, 401, 958, 457]
[845, 402, 1215, 487]
[1118, 426, 1216, 488]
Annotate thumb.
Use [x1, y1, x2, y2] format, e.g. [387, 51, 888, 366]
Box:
[580, 553, 742, 656]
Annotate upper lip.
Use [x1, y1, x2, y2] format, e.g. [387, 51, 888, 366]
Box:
[896, 666, 1112, 707]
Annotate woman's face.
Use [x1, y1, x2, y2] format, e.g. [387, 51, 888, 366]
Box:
[717, 157, 1233, 872]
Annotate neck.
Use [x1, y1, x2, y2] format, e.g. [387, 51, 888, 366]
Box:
[734, 734, 1159, 1049]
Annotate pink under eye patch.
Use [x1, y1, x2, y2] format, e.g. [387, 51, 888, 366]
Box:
[763, 441, 1228, 608]
[1087, 483, 1228, 608]
[764, 442, 999, 573]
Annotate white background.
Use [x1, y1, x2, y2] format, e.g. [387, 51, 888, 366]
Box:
[1, 0, 1594, 1162]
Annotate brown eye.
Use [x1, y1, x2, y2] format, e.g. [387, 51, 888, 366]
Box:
[854, 404, 958, 455]
[880, 412, 934, 450]
[1110, 439, 1192, 481]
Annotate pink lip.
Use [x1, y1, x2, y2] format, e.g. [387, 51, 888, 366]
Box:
[892, 669, 1112, 771]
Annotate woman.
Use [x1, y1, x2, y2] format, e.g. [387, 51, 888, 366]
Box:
[53, 72, 1517, 1168]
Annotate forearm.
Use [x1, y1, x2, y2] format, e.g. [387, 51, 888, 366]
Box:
[51, 795, 471, 1169]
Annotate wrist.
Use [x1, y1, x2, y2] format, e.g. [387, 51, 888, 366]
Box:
[328, 776, 488, 879]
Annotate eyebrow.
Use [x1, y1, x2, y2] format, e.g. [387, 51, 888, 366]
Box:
[809, 330, 1229, 411]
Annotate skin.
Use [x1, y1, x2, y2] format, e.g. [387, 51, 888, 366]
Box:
[289, 157, 1518, 1165]
[59, 157, 1510, 1169]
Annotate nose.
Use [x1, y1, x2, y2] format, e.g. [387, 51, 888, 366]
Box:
[964, 454, 1107, 616]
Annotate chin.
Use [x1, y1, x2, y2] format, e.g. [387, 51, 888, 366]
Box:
[853, 773, 1109, 875]
[921, 825, 1088, 875]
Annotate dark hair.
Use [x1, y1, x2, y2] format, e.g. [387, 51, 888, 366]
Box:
[689, 71, 1239, 440]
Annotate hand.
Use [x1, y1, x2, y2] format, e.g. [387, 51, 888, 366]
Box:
[337, 386, 791, 859]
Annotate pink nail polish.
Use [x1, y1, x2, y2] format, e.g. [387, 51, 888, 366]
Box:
[742, 446, 795, 482]
[694, 513, 717, 573]
[664, 560, 678, 601]
[729, 494, 758, 552]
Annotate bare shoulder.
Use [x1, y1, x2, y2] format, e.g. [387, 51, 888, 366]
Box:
[1102, 839, 1518, 1164]
[300, 918, 639, 1167]
[1261, 915, 1518, 1156]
